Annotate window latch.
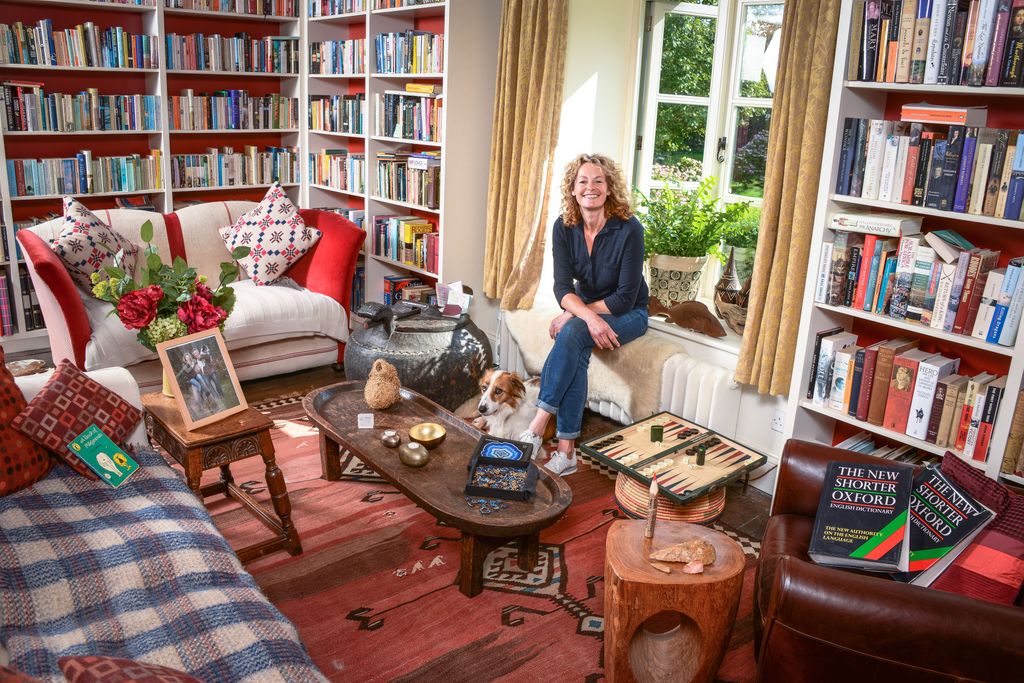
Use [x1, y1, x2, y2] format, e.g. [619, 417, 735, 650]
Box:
[716, 136, 728, 163]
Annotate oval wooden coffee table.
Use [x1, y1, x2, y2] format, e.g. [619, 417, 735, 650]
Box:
[303, 381, 573, 597]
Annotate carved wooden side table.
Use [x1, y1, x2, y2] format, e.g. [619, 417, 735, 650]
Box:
[142, 392, 302, 562]
[604, 519, 745, 683]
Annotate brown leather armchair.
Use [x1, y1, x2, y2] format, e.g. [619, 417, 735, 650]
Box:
[754, 439, 1024, 683]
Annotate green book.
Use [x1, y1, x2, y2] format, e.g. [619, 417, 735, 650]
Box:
[67, 424, 139, 488]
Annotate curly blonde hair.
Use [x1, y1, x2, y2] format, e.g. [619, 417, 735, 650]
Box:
[559, 153, 633, 226]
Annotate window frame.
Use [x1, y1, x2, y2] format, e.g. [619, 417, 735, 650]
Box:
[635, 0, 782, 205]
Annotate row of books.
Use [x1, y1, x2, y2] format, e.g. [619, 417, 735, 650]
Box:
[847, 0, 1024, 87]
[376, 150, 440, 209]
[1, 83, 160, 134]
[308, 93, 365, 135]
[808, 328, 1006, 462]
[163, 33, 299, 74]
[816, 217, 1024, 346]
[835, 115, 1024, 221]
[374, 90, 442, 142]
[168, 145, 297, 189]
[165, 0, 300, 17]
[351, 263, 365, 311]
[6, 150, 163, 197]
[0, 267, 42, 336]
[809, 458, 992, 588]
[0, 20, 159, 70]
[316, 206, 364, 229]
[309, 1, 366, 18]
[168, 90, 297, 131]
[382, 275, 424, 305]
[309, 39, 365, 75]
[835, 432, 940, 467]
[373, 0, 442, 8]
[374, 30, 443, 74]
[309, 149, 366, 194]
[372, 214, 437, 271]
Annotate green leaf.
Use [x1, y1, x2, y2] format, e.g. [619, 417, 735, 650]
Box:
[172, 256, 187, 275]
[231, 246, 250, 260]
[140, 220, 154, 244]
[147, 251, 162, 272]
[103, 266, 126, 280]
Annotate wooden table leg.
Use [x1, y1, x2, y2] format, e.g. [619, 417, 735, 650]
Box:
[319, 432, 342, 481]
[183, 447, 203, 496]
[517, 533, 539, 571]
[258, 429, 302, 556]
[458, 532, 511, 598]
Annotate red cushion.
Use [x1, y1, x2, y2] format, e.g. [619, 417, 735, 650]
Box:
[932, 454, 1024, 605]
[0, 348, 53, 496]
[11, 360, 141, 480]
[58, 656, 202, 683]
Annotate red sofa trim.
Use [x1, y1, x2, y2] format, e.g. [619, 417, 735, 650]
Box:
[16, 230, 91, 368]
[163, 212, 186, 262]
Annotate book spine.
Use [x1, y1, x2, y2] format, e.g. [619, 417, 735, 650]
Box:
[974, 382, 1004, 461]
[964, 270, 996, 335]
[988, 262, 1020, 342]
[983, 129, 1010, 215]
[911, 134, 934, 205]
[851, 1, 868, 80]
[926, 380, 949, 443]
[854, 235, 879, 309]
[963, 383, 990, 457]
[960, 0, 983, 83]
[930, 262, 957, 329]
[836, 118, 858, 195]
[938, 381, 964, 447]
[910, 0, 934, 82]
[864, 1, 882, 80]
[883, 355, 922, 432]
[1000, 390, 1024, 473]
[998, 259, 1024, 345]
[849, 349, 867, 417]
[970, 269, 1003, 339]
[868, 347, 899, 425]
[925, 0, 952, 82]
[984, 0, 1012, 85]
[952, 251, 984, 333]
[815, 242, 834, 303]
[862, 120, 889, 199]
[952, 128, 978, 212]
[901, 123, 924, 202]
[845, 247, 863, 306]
[857, 346, 881, 421]
[897, 0, 922, 81]
[939, 0, 964, 82]
[851, 119, 870, 197]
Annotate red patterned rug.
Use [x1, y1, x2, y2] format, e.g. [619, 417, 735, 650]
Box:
[199, 398, 759, 682]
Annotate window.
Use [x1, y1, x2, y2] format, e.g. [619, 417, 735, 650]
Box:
[635, 0, 784, 201]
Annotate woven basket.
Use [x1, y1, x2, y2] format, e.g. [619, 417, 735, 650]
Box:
[614, 474, 726, 525]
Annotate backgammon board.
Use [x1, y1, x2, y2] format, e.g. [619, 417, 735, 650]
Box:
[579, 411, 767, 505]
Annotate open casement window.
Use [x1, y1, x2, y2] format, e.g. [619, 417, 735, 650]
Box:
[635, 0, 784, 202]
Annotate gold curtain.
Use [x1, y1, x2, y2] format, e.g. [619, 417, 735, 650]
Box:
[734, 0, 842, 395]
[483, 0, 568, 310]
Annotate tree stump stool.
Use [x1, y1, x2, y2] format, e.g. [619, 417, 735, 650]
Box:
[604, 519, 745, 683]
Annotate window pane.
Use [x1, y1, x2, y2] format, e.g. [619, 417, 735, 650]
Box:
[729, 107, 772, 197]
[659, 13, 717, 97]
[738, 4, 784, 98]
[653, 102, 707, 183]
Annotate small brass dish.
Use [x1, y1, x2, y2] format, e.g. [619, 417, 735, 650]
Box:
[409, 422, 446, 449]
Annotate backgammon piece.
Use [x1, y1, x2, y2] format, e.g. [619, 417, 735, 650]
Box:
[696, 451, 706, 466]
[650, 424, 664, 442]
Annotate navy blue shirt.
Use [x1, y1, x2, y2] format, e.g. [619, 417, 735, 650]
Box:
[552, 215, 649, 316]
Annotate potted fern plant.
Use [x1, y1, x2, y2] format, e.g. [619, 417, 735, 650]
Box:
[635, 177, 749, 305]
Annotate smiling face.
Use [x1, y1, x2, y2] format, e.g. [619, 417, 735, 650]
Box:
[572, 162, 608, 214]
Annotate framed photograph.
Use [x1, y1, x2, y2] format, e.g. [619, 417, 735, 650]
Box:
[156, 329, 247, 430]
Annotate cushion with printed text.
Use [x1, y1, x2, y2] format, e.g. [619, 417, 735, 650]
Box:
[59, 656, 203, 683]
[11, 360, 141, 480]
[50, 196, 139, 289]
[0, 348, 53, 496]
[219, 182, 321, 285]
[932, 453, 1024, 606]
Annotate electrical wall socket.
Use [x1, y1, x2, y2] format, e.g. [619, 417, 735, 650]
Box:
[771, 409, 785, 433]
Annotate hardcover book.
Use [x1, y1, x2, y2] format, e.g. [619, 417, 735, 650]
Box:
[66, 424, 139, 488]
[936, 374, 970, 446]
[830, 345, 864, 412]
[807, 326, 846, 399]
[892, 465, 993, 585]
[814, 332, 859, 407]
[906, 354, 960, 439]
[882, 348, 936, 432]
[856, 341, 887, 421]
[808, 460, 914, 572]
[868, 337, 920, 426]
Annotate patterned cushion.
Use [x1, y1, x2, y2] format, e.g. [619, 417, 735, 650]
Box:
[0, 348, 53, 496]
[51, 196, 139, 289]
[59, 656, 202, 683]
[11, 360, 141, 480]
[0, 665, 43, 683]
[219, 182, 320, 285]
[932, 454, 1024, 605]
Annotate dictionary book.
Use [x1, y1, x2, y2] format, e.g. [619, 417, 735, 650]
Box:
[891, 465, 993, 586]
[808, 460, 914, 572]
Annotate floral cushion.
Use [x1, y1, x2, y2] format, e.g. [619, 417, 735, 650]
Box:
[11, 360, 141, 480]
[50, 197, 139, 289]
[219, 182, 320, 285]
[0, 348, 52, 496]
[59, 656, 202, 683]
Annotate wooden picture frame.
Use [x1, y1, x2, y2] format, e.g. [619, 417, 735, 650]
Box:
[156, 329, 247, 430]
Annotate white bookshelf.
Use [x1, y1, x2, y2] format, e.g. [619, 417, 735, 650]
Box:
[785, 1, 1024, 486]
[1, 0, 500, 349]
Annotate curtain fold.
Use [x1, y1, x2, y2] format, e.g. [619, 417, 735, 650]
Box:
[482, 0, 568, 310]
[734, 0, 842, 395]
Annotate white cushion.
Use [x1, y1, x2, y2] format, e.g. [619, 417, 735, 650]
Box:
[84, 279, 347, 370]
[176, 201, 255, 282]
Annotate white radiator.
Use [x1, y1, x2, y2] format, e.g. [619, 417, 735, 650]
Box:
[497, 316, 742, 440]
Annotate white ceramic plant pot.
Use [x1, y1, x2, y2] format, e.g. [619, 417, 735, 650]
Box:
[648, 254, 707, 306]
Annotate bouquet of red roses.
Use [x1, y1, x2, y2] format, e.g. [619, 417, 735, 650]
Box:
[91, 219, 249, 351]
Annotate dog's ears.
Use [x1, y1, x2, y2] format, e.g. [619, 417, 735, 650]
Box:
[508, 374, 526, 399]
[470, 362, 500, 382]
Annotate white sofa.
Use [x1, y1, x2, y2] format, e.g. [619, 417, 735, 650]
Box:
[17, 201, 364, 389]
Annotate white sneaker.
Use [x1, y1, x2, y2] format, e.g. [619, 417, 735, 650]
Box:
[545, 450, 577, 476]
[517, 430, 543, 460]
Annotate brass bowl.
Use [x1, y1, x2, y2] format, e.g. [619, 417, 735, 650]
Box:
[409, 422, 446, 449]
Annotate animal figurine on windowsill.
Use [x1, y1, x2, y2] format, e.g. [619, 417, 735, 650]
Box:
[472, 368, 557, 443]
[648, 297, 727, 338]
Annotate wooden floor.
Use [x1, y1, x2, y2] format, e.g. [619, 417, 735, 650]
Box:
[240, 364, 773, 539]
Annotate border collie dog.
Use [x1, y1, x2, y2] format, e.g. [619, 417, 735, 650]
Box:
[473, 369, 556, 444]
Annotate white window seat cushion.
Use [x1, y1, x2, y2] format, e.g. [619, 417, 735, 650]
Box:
[83, 279, 347, 370]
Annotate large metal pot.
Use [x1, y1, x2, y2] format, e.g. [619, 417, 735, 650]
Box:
[344, 305, 493, 411]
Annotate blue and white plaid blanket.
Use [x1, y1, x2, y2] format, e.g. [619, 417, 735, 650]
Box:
[0, 449, 327, 683]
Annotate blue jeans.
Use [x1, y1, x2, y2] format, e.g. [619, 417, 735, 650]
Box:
[537, 307, 649, 439]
